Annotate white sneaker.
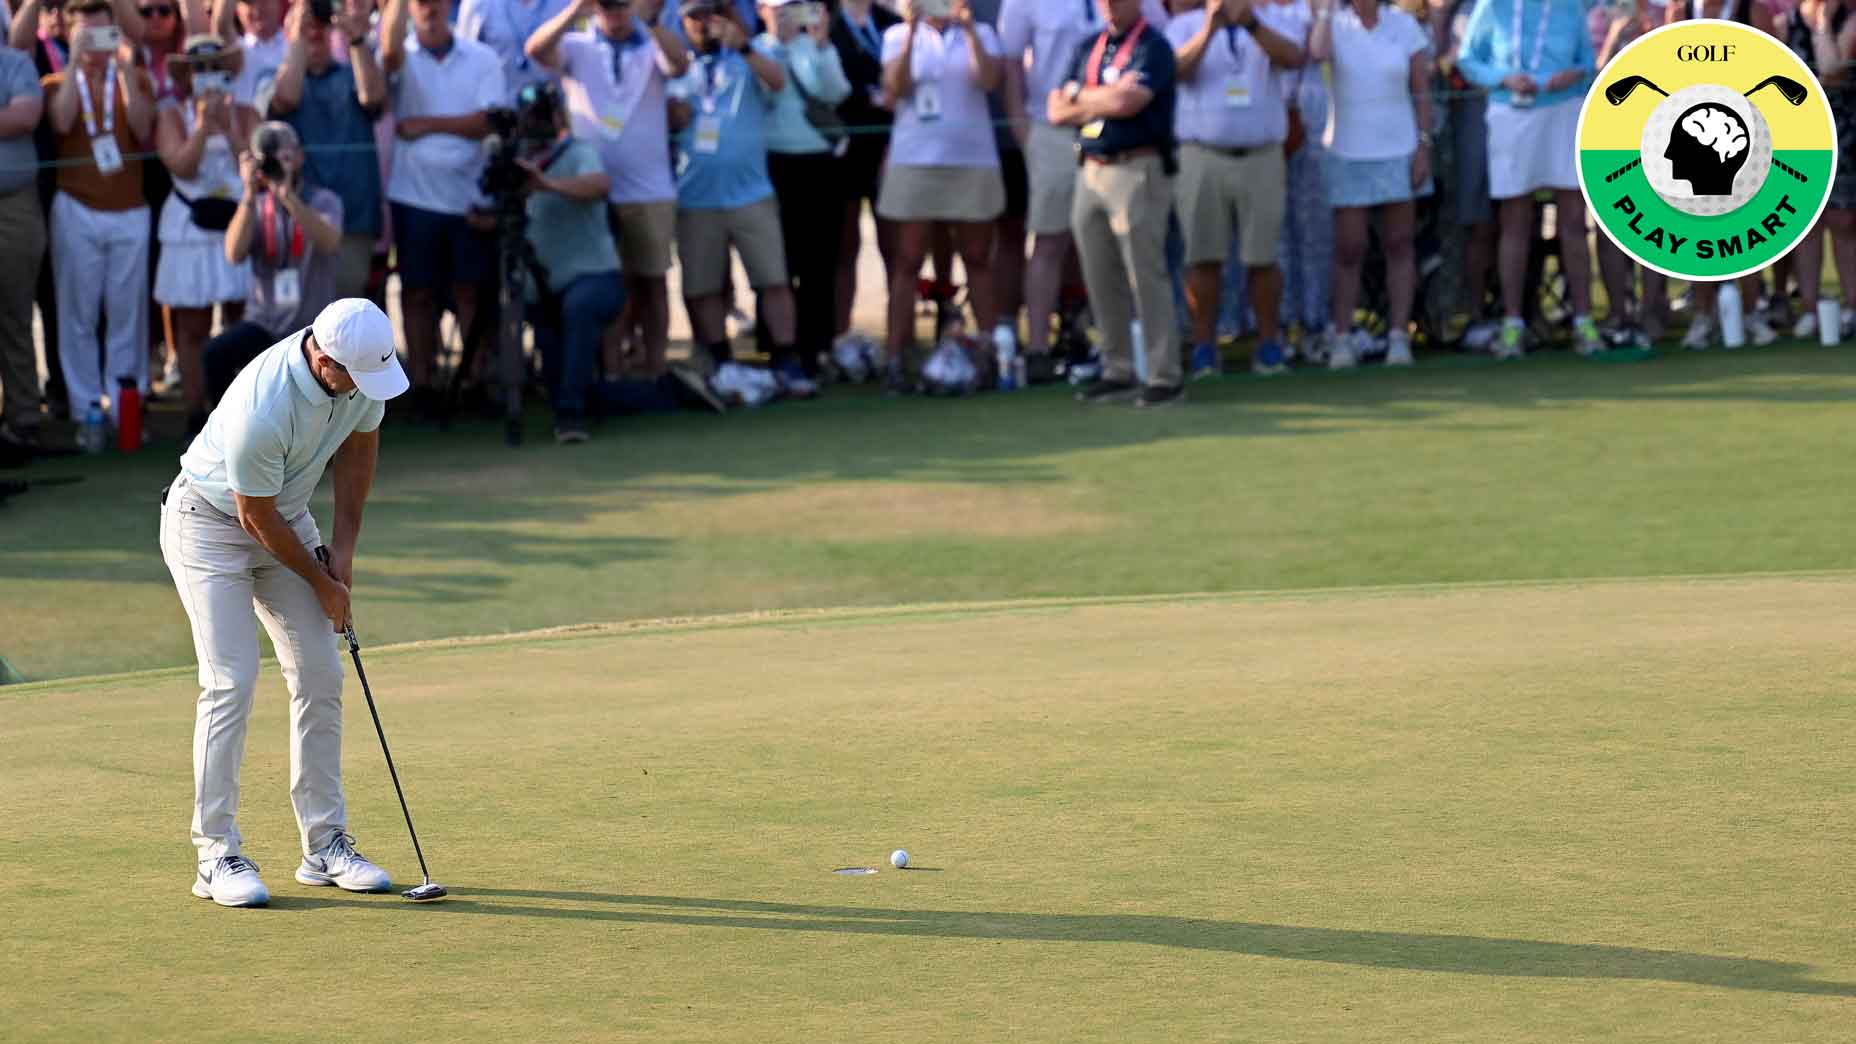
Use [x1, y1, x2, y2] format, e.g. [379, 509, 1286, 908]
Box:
[296, 831, 391, 892]
[1681, 314, 1716, 350]
[1747, 313, 1779, 347]
[1792, 312, 1819, 341]
[1385, 333, 1413, 367]
[1325, 329, 1357, 370]
[193, 855, 270, 907]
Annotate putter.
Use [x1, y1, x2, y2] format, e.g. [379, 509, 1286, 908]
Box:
[341, 620, 445, 899]
[317, 549, 448, 902]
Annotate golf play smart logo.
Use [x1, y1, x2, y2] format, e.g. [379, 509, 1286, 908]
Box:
[1577, 20, 1837, 281]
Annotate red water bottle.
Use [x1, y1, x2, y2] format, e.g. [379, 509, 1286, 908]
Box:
[116, 376, 142, 453]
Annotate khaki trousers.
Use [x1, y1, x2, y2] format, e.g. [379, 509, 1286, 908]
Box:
[1071, 154, 1180, 388]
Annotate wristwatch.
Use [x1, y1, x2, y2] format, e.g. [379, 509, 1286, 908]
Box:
[1417, 131, 1434, 147]
[1064, 80, 1082, 102]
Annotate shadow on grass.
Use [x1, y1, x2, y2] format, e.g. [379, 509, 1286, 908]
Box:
[274, 888, 1856, 997]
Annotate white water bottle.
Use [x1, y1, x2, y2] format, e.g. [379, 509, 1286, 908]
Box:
[1816, 297, 1841, 346]
[1130, 320, 1148, 382]
[1717, 283, 1746, 348]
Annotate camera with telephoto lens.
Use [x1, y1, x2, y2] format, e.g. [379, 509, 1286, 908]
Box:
[255, 134, 287, 182]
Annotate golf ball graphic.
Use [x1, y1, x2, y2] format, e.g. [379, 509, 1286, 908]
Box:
[1640, 84, 1772, 218]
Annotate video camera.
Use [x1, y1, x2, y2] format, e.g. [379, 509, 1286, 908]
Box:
[478, 80, 568, 214]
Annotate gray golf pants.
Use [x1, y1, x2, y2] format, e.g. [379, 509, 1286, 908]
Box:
[159, 477, 347, 865]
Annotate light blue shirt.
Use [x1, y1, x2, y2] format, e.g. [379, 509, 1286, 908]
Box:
[758, 34, 852, 155]
[668, 48, 777, 209]
[457, 0, 577, 100]
[1458, 0, 1596, 108]
[179, 332, 385, 520]
[525, 139, 622, 293]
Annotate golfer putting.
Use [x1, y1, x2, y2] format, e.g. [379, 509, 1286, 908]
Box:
[159, 299, 407, 908]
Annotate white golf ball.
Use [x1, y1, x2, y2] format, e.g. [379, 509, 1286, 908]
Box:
[889, 849, 909, 869]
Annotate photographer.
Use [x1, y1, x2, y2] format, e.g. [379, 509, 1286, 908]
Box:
[154, 32, 254, 437]
[759, 0, 847, 376]
[44, 0, 158, 427]
[499, 82, 612, 441]
[269, 0, 386, 299]
[202, 120, 344, 404]
[380, 0, 506, 412]
[526, 0, 689, 381]
[666, 0, 808, 387]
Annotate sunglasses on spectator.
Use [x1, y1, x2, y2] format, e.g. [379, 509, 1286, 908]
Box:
[140, 4, 175, 15]
[597, 0, 631, 7]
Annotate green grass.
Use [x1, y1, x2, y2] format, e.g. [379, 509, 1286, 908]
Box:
[5, 343, 1856, 681]
[7, 345, 1856, 1040]
[3, 579, 1854, 1041]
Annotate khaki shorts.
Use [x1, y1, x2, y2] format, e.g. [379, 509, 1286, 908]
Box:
[1174, 142, 1287, 267]
[675, 197, 788, 299]
[609, 199, 676, 278]
[876, 164, 1005, 223]
[1026, 121, 1080, 236]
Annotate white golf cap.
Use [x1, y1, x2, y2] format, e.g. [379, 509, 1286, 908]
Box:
[311, 298, 409, 401]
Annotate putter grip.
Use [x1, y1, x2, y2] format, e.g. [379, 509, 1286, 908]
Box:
[312, 546, 359, 648]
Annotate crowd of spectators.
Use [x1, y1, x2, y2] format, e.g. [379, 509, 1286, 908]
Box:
[2, 0, 1854, 452]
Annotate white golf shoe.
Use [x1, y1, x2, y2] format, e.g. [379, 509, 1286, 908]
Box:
[193, 855, 271, 907]
[296, 831, 392, 892]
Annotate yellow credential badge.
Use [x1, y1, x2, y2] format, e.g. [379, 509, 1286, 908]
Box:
[1577, 20, 1837, 281]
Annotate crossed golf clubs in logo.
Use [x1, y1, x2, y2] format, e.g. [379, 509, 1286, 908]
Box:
[1601, 75, 1812, 184]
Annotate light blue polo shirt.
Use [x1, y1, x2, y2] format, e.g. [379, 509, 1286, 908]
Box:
[179, 330, 386, 520]
[668, 48, 777, 210]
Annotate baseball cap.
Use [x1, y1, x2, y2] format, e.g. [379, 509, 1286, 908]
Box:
[312, 299, 409, 401]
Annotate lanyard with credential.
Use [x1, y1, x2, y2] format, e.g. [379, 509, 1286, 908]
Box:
[1084, 17, 1145, 87]
[696, 54, 747, 117]
[76, 58, 117, 139]
[261, 193, 305, 268]
[1512, 0, 1551, 74]
[849, 13, 881, 58]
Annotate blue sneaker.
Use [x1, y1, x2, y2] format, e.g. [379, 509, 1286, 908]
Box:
[777, 358, 818, 399]
[1189, 343, 1221, 380]
[1251, 340, 1287, 375]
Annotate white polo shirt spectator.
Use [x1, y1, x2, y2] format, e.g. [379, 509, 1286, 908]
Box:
[233, 28, 288, 109]
[1168, 5, 1295, 149]
[1322, 1, 1426, 161]
[386, 34, 506, 217]
[458, 0, 574, 98]
[556, 23, 676, 206]
[882, 21, 1003, 171]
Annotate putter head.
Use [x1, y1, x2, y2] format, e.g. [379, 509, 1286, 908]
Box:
[1606, 75, 1668, 106]
[1747, 75, 1808, 106]
[403, 881, 448, 902]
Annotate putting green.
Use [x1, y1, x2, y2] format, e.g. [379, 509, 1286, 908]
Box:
[4, 578, 1853, 1041]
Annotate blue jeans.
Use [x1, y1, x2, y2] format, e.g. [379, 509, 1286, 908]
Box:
[535, 271, 624, 424]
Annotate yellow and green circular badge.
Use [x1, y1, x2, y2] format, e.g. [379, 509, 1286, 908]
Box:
[1577, 20, 1837, 281]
